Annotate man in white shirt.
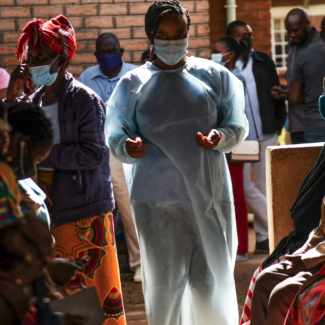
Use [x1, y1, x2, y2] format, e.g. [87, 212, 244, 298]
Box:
[79, 33, 137, 103]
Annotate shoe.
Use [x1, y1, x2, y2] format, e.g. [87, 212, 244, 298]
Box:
[254, 239, 269, 254]
[236, 253, 248, 262]
[133, 267, 142, 283]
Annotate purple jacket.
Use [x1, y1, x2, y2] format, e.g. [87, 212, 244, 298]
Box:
[22, 73, 114, 225]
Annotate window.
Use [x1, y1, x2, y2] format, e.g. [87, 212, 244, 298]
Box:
[272, 18, 289, 69]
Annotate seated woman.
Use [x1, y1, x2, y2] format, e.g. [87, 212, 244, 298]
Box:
[0, 103, 88, 325]
[106, 0, 248, 324]
[251, 197, 325, 325]
[0, 101, 53, 229]
[0, 101, 53, 224]
[0, 216, 53, 325]
[0, 216, 88, 325]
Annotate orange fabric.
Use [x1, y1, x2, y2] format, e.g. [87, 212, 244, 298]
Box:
[38, 170, 126, 325]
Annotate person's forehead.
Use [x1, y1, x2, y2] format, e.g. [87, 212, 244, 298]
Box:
[213, 42, 228, 52]
[157, 12, 187, 29]
[96, 37, 119, 50]
[285, 16, 304, 29]
[236, 25, 252, 34]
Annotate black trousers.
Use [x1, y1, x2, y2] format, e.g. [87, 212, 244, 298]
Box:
[290, 132, 305, 145]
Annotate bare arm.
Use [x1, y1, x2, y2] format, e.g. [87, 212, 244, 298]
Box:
[289, 81, 304, 105]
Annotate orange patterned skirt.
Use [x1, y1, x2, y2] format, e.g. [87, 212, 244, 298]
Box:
[38, 169, 126, 325]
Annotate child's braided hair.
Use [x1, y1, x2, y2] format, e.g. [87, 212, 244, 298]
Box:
[7, 103, 53, 144]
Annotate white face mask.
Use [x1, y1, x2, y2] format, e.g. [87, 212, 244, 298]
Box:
[29, 55, 60, 86]
[154, 38, 188, 66]
[211, 52, 231, 66]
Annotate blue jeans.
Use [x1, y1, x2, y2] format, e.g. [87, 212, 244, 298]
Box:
[304, 130, 325, 143]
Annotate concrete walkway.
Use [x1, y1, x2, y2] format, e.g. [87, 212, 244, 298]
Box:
[121, 228, 267, 324]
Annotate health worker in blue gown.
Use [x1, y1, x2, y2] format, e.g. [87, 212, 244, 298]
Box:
[106, 1, 248, 324]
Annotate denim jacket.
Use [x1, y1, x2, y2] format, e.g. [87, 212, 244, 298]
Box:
[20, 73, 114, 225]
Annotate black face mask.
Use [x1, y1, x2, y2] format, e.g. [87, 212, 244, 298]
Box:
[11, 141, 36, 181]
[242, 36, 253, 52]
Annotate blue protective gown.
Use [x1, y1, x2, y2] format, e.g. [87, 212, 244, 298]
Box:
[106, 57, 248, 325]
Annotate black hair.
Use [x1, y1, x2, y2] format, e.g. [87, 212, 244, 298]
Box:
[141, 49, 151, 61]
[7, 103, 53, 144]
[145, 0, 191, 44]
[217, 36, 249, 69]
[141, 49, 158, 61]
[141, 49, 157, 62]
[227, 20, 248, 36]
[96, 32, 120, 48]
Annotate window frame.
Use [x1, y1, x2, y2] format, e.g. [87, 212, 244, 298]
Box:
[271, 18, 288, 71]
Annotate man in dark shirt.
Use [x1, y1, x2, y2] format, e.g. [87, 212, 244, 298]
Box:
[271, 8, 323, 144]
[290, 43, 325, 143]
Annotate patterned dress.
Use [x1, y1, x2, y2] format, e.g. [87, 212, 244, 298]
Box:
[38, 169, 126, 325]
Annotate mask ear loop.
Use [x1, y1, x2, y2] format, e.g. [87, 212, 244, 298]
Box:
[222, 52, 233, 65]
[51, 54, 60, 65]
[20, 141, 26, 179]
[222, 52, 232, 58]
[50, 54, 61, 74]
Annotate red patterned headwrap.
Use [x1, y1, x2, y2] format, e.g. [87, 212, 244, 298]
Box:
[16, 15, 77, 63]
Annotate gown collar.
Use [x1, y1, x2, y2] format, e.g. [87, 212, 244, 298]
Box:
[145, 57, 192, 73]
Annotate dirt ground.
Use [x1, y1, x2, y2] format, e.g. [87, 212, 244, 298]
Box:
[121, 228, 267, 324]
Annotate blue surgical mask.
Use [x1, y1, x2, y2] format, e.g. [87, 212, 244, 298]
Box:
[211, 52, 231, 66]
[211, 53, 223, 65]
[97, 54, 121, 71]
[154, 38, 188, 66]
[30, 55, 60, 87]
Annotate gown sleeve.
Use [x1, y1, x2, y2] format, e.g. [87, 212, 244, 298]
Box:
[105, 74, 138, 164]
[209, 66, 248, 153]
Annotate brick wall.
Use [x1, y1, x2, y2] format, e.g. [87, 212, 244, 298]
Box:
[0, 0, 210, 78]
[272, 0, 325, 6]
[209, 0, 272, 56]
[310, 15, 324, 30]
